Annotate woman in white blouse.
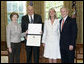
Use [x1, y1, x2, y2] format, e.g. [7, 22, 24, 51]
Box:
[42, 8, 61, 63]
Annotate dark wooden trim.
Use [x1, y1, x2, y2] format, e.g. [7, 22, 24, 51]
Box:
[1, 51, 8, 56]
[75, 43, 83, 63]
[1, 41, 7, 51]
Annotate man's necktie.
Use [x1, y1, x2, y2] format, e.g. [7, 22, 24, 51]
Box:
[31, 16, 34, 23]
[61, 19, 64, 31]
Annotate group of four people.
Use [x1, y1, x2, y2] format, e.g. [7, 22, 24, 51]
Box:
[6, 5, 77, 63]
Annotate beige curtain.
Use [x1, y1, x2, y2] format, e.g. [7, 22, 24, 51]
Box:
[27, 1, 44, 22]
[1, 1, 7, 41]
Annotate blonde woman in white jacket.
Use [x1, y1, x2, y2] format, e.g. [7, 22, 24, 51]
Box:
[42, 8, 61, 63]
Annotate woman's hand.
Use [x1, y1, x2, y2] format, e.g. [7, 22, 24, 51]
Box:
[42, 43, 45, 47]
[25, 30, 28, 40]
[8, 47, 12, 53]
[25, 36, 27, 40]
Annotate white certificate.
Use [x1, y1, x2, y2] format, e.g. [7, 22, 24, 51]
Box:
[26, 35, 41, 46]
[28, 24, 42, 34]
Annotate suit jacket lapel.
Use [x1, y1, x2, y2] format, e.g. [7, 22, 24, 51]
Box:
[34, 14, 36, 23]
[60, 19, 62, 32]
[64, 16, 69, 24]
[26, 15, 30, 23]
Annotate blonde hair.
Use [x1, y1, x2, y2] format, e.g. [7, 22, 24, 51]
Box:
[48, 8, 57, 19]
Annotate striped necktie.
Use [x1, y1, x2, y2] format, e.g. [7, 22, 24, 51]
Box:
[61, 19, 64, 31]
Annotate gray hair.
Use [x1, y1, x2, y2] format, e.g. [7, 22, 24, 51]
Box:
[60, 6, 69, 12]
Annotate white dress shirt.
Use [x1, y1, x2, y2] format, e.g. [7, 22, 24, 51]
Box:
[28, 14, 34, 23]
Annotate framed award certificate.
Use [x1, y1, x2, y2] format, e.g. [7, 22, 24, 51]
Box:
[26, 35, 41, 46]
[26, 24, 42, 47]
[28, 24, 42, 34]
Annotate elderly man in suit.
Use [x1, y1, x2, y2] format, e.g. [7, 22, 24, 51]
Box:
[21, 5, 42, 63]
[60, 7, 77, 63]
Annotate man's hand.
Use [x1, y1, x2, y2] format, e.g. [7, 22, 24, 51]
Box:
[26, 30, 28, 34]
[69, 45, 73, 51]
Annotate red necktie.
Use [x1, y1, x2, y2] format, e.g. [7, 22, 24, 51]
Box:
[61, 19, 64, 31]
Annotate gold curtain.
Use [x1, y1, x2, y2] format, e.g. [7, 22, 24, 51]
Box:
[64, 1, 72, 16]
[1, 1, 7, 41]
[27, 1, 44, 22]
[76, 1, 83, 43]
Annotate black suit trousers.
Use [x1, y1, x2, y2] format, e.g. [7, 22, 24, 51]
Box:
[25, 42, 39, 63]
[9, 43, 21, 63]
[60, 48, 75, 63]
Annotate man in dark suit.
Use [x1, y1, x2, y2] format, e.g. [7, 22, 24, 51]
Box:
[21, 5, 42, 63]
[60, 7, 77, 63]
